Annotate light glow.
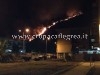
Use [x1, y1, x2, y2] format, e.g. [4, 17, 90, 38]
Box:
[19, 30, 21, 32]
[38, 27, 47, 35]
[47, 11, 83, 29]
[47, 37, 50, 40]
[25, 28, 30, 33]
[32, 11, 83, 40]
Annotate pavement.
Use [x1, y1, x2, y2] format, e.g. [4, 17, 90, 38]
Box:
[52, 62, 93, 75]
[0, 60, 94, 75]
[92, 61, 100, 75]
[0, 61, 81, 75]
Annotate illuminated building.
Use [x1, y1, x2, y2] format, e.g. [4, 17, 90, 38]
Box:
[56, 28, 72, 59]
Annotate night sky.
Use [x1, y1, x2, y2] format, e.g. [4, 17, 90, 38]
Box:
[0, 0, 97, 53]
[0, 0, 95, 37]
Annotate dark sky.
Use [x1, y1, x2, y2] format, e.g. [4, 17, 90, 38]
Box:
[0, 0, 95, 37]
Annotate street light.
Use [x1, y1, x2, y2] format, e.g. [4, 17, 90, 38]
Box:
[45, 37, 50, 55]
[18, 28, 30, 51]
[99, 24, 100, 46]
[25, 28, 30, 33]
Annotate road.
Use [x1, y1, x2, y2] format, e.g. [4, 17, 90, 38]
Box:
[59, 62, 91, 75]
[84, 61, 100, 75]
[92, 61, 100, 75]
[0, 60, 79, 75]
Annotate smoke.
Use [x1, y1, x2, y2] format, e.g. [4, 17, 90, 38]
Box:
[66, 8, 81, 17]
[32, 0, 64, 22]
[33, 25, 46, 35]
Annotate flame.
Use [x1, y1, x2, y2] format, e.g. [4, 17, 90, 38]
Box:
[47, 11, 83, 29]
[38, 27, 47, 35]
[34, 11, 83, 36]
[17, 11, 83, 42]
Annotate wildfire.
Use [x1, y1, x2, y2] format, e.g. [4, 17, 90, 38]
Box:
[31, 11, 83, 41]
[47, 11, 83, 29]
[38, 27, 47, 35]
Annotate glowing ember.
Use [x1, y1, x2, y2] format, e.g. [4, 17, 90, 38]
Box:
[34, 11, 83, 36]
[66, 8, 80, 17]
[38, 27, 47, 35]
[17, 10, 83, 42]
[47, 11, 83, 29]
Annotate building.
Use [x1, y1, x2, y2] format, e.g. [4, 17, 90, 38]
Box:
[54, 0, 99, 60]
[55, 27, 89, 60]
[56, 28, 72, 59]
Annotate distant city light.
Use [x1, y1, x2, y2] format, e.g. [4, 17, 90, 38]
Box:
[20, 51, 23, 53]
[19, 49, 26, 53]
[97, 47, 100, 50]
[19, 29, 21, 32]
[5, 49, 12, 53]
